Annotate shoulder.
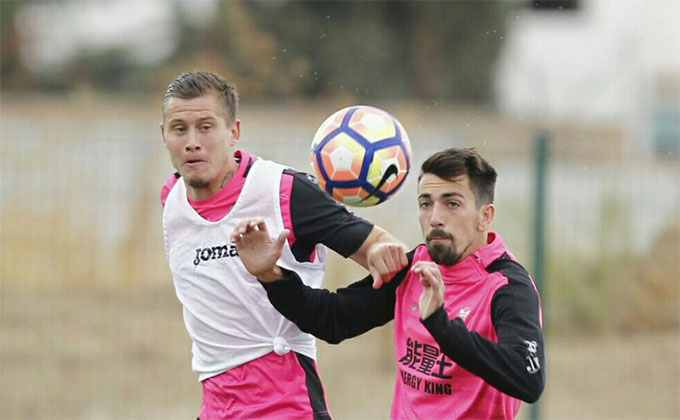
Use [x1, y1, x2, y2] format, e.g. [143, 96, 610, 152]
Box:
[487, 254, 542, 318]
[283, 168, 325, 194]
[280, 167, 373, 257]
[160, 173, 181, 207]
[283, 168, 353, 213]
[487, 253, 533, 288]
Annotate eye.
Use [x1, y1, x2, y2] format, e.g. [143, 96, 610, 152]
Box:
[172, 125, 186, 133]
[418, 201, 432, 209]
[447, 201, 460, 208]
[199, 121, 216, 131]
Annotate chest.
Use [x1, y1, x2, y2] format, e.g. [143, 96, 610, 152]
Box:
[396, 271, 505, 341]
[166, 221, 243, 275]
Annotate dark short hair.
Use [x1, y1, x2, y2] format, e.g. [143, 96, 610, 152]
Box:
[419, 148, 497, 206]
[162, 70, 239, 123]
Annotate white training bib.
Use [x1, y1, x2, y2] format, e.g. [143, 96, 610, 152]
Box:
[163, 159, 327, 380]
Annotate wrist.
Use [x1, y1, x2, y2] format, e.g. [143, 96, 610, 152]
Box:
[421, 304, 444, 322]
[257, 266, 284, 283]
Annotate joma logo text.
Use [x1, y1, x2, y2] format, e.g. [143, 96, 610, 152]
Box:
[193, 244, 239, 266]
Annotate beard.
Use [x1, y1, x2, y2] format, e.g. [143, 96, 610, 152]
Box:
[426, 229, 461, 266]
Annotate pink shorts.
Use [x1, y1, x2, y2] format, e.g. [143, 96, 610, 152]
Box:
[198, 351, 331, 420]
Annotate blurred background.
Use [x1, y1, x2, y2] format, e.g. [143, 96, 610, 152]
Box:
[1, 0, 678, 419]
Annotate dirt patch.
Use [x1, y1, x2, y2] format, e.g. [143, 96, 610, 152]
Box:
[1, 287, 678, 419]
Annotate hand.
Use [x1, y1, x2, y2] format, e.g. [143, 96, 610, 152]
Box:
[412, 261, 445, 319]
[367, 241, 409, 289]
[230, 218, 289, 282]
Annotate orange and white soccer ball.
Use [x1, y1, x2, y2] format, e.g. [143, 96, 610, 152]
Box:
[310, 105, 412, 207]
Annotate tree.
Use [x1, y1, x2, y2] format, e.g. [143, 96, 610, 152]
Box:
[242, 1, 515, 103]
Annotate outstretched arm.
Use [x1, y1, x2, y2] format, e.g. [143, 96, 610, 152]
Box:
[231, 218, 411, 343]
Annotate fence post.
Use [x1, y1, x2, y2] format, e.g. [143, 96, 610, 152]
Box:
[530, 132, 548, 420]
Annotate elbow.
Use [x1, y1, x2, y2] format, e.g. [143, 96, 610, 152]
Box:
[520, 375, 545, 403]
[522, 390, 542, 404]
[304, 329, 345, 345]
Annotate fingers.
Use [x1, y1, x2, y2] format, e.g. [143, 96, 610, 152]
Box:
[412, 261, 444, 293]
[418, 266, 438, 289]
[230, 220, 288, 281]
[251, 219, 269, 234]
[368, 243, 409, 288]
[230, 218, 267, 243]
[370, 266, 384, 290]
[411, 260, 439, 275]
[398, 245, 408, 268]
[384, 245, 406, 273]
[275, 229, 290, 250]
[230, 219, 249, 243]
[414, 261, 445, 319]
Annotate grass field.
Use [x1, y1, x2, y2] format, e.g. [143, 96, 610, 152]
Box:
[1, 286, 678, 420]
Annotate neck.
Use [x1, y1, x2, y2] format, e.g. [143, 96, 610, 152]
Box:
[187, 159, 240, 201]
[459, 231, 489, 262]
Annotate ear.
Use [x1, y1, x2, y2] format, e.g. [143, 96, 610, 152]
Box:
[160, 121, 169, 149]
[478, 204, 495, 231]
[230, 119, 241, 146]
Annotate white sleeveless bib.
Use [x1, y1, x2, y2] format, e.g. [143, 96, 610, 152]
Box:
[163, 159, 327, 380]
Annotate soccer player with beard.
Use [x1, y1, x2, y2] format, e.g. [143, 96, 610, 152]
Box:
[232, 148, 545, 420]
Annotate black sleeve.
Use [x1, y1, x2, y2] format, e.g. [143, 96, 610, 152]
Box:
[421, 258, 545, 403]
[260, 249, 416, 344]
[285, 169, 374, 261]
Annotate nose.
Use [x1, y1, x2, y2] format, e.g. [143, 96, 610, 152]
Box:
[184, 130, 201, 152]
[429, 203, 445, 227]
